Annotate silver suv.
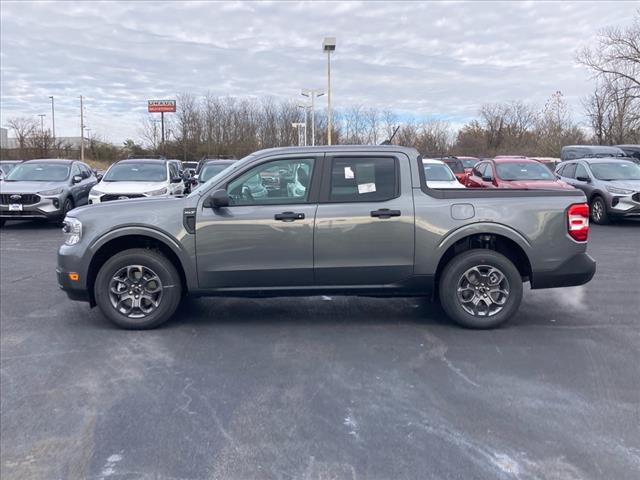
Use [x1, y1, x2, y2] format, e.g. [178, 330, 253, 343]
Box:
[555, 158, 640, 224]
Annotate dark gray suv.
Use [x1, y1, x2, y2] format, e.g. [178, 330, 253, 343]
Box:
[0, 159, 97, 226]
[555, 158, 640, 224]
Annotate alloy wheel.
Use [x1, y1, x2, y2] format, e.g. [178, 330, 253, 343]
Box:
[456, 265, 510, 317]
[108, 265, 163, 318]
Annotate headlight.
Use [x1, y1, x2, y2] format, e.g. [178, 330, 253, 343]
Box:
[38, 187, 64, 196]
[62, 217, 82, 245]
[89, 187, 104, 196]
[605, 186, 634, 195]
[145, 187, 167, 196]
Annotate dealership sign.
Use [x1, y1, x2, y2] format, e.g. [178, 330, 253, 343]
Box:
[148, 100, 176, 113]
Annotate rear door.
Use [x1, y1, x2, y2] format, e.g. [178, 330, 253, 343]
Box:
[195, 154, 321, 288]
[314, 153, 415, 286]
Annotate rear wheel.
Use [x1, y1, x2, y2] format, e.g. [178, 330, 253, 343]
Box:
[439, 249, 523, 329]
[94, 248, 182, 329]
[590, 196, 609, 225]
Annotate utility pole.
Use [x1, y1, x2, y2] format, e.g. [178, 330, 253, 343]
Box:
[161, 112, 165, 155]
[301, 89, 324, 146]
[49, 96, 55, 140]
[80, 95, 85, 161]
[323, 37, 336, 145]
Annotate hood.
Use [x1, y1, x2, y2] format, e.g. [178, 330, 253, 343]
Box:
[93, 181, 166, 195]
[503, 179, 572, 190]
[604, 179, 640, 191]
[0, 180, 67, 194]
[70, 195, 183, 218]
[427, 180, 465, 189]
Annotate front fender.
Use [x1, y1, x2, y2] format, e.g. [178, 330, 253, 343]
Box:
[88, 225, 197, 291]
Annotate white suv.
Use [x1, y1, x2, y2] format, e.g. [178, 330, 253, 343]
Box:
[88, 159, 184, 204]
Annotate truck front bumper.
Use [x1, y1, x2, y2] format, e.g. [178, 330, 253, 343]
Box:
[530, 253, 596, 289]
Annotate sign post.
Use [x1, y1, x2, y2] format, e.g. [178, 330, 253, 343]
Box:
[148, 100, 176, 154]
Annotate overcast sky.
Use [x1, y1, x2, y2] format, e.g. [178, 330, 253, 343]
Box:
[1, 0, 637, 144]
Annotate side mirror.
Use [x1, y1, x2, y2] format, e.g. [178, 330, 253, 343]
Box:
[96, 174, 103, 182]
[209, 189, 229, 208]
[481, 175, 492, 182]
[72, 175, 83, 184]
[171, 176, 182, 183]
[576, 176, 590, 183]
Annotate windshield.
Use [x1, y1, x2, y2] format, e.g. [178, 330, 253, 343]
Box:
[200, 163, 233, 183]
[103, 163, 167, 182]
[496, 162, 554, 181]
[444, 160, 464, 173]
[5, 162, 70, 181]
[590, 162, 640, 180]
[460, 158, 478, 168]
[423, 163, 456, 181]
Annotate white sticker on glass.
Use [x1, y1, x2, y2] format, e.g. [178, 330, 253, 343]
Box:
[358, 182, 376, 194]
[344, 166, 354, 179]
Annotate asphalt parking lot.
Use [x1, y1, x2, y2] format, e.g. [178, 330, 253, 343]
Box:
[1, 220, 639, 480]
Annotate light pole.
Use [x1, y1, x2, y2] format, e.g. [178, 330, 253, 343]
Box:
[291, 122, 306, 146]
[301, 89, 324, 146]
[38, 114, 46, 135]
[49, 96, 55, 140]
[297, 103, 310, 146]
[323, 37, 336, 145]
[80, 95, 85, 161]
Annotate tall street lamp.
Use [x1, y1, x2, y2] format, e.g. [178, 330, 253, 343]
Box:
[38, 114, 46, 135]
[49, 96, 56, 140]
[291, 122, 306, 146]
[301, 89, 324, 146]
[323, 37, 336, 145]
[297, 103, 310, 146]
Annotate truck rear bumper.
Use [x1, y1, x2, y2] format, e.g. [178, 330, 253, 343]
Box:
[530, 253, 596, 289]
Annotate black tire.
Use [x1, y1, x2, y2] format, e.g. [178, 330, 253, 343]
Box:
[94, 248, 182, 329]
[438, 249, 523, 329]
[57, 197, 74, 225]
[590, 196, 609, 225]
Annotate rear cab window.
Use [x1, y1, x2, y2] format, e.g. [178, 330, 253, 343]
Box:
[326, 157, 398, 203]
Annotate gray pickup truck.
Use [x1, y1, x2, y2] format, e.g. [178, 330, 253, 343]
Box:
[57, 146, 595, 329]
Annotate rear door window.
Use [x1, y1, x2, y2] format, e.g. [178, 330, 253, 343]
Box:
[563, 163, 577, 178]
[328, 157, 398, 202]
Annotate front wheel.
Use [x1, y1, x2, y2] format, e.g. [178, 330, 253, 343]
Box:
[94, 248, 182, 329]
[439, 249, 523, 329]
[590, 196, 609, 225]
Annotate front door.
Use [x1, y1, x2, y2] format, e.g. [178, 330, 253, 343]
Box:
[314, 153, 415, 286]
[196, 155, 320, 289]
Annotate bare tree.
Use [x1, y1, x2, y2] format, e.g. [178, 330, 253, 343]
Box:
[6, 117, 37, 152]
[577, 12, 640, 92]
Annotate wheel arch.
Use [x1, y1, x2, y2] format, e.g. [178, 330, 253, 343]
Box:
[434, 224, 533, 286]
[86, 228, 194, 306]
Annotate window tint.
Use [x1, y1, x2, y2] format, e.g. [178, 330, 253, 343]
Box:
[575, 163, 589, 180]
[563, 163, 577, 178]
[329, 157, 397, 202]
[227, 158, 315, 205]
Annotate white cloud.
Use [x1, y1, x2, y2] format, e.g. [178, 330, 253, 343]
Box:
[0, 0, 636, 143]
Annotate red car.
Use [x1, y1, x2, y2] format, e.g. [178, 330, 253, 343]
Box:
[465, 157, 573, 190]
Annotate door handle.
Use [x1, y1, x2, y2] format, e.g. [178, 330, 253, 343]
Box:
[370, 208, 401, 218]
[275, 211, 305, 221]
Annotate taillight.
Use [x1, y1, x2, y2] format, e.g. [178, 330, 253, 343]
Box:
[567, 203, 589, 242]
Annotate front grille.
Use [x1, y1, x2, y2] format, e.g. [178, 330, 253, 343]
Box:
[100, 194, 145, 202]
[633, 192, 640, 202]
[0, 193, 41, 205]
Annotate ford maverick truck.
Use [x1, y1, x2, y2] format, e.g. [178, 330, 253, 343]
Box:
[57, 146, 595, 329]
